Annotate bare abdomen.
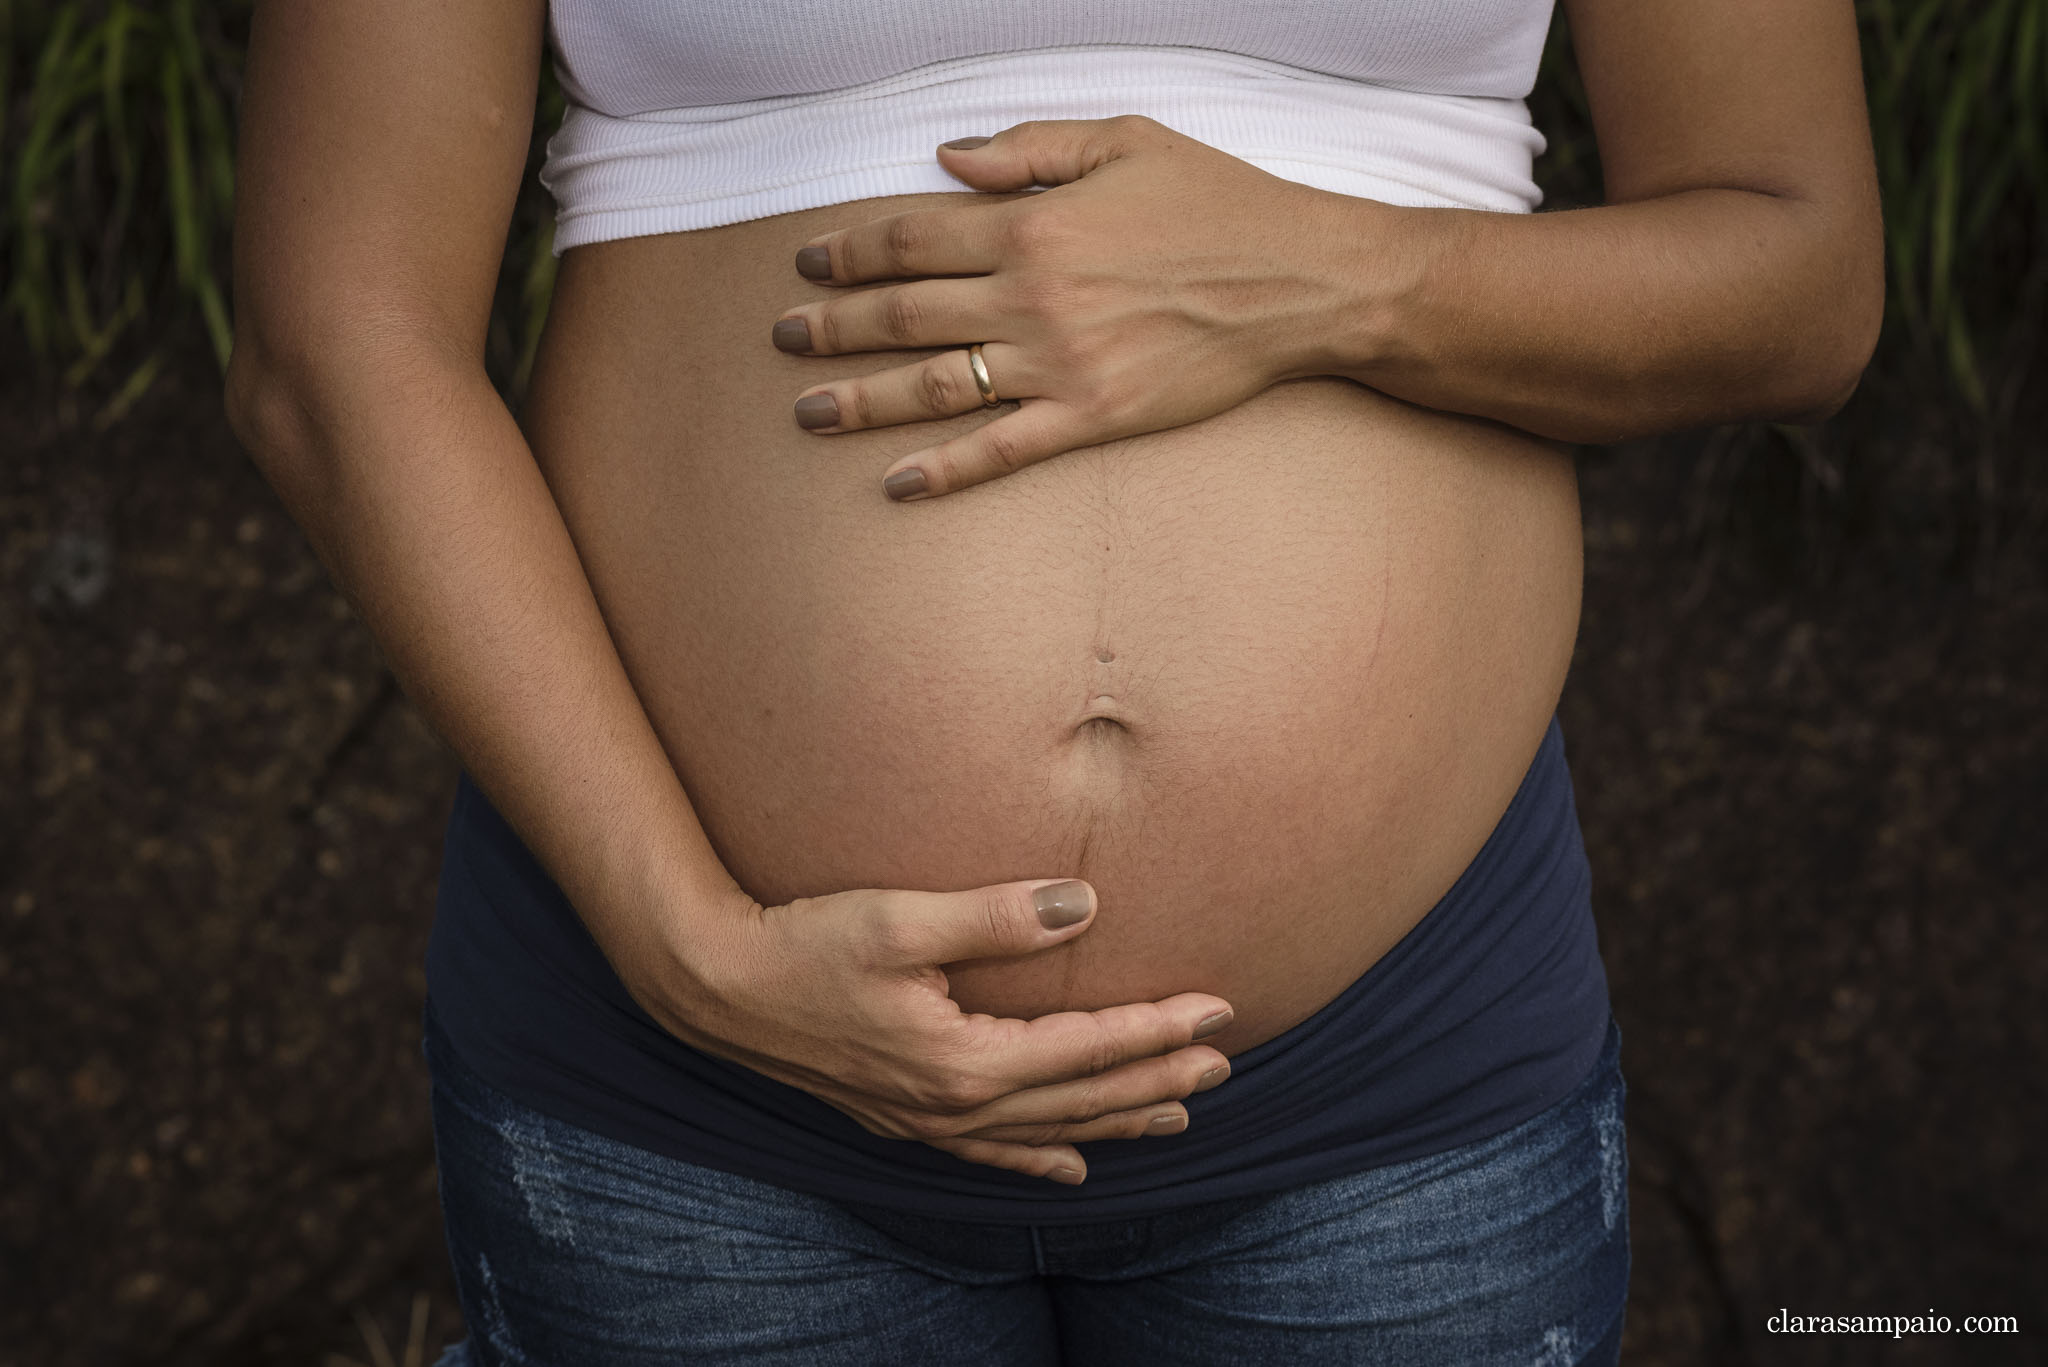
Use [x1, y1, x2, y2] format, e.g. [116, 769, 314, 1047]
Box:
[518, 194, 1583, 1054]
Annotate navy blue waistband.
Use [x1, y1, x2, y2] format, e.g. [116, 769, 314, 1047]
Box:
[424, 716, 1612, 1224]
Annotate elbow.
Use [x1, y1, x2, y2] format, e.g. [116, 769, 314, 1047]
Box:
[1773, 298, 1883, 426]
[223, 331, 317, 474]
[1773, 223, 1887, 426]
[222, 298, 470, 471]
[1780, 364, 1865, 426]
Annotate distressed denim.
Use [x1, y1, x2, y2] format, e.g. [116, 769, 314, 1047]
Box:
[426, 1013, 1629, 1365]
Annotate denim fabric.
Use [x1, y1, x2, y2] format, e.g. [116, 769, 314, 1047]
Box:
[425, 1011, 1630, 1365]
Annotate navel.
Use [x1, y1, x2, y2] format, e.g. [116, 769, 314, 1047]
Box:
[1075, 714, 1130, 741]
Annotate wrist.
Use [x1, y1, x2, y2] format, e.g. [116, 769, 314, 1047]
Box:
[1288, 192, 1441, 385]
[572, 805, 757, 1010]
[605, 873, 762, 1039]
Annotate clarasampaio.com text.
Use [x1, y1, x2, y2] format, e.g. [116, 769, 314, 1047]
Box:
[1768, 1311, 2019, 1338]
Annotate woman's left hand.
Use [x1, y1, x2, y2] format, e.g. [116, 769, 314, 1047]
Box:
[772, 116, 1366, 500]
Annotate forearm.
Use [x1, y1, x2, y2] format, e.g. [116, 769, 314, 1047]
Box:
[224, 338, 747, 974]
[1311, 188, 1883, 445]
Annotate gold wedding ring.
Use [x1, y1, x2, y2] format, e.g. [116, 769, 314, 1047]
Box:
[967, 343, 1001, 406]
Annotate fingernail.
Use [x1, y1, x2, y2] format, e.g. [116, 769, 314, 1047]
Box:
[883, 467, 929, 501]
[1192, 1009, 1232, 1039]
[1049, 1166, 1085, 1185]
[1034, 880, 1091, 928]
[942, 136, 992, 150]
[794, 393, 839, 429]
[1146, 1111, 1188, 1136]
[795, 245, 832, 280]
[773, 318, 811, 353]
[1193, 1063, 1230, 1093]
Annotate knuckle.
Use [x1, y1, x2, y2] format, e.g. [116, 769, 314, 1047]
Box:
[1083, 1020, 1126, 1078]
[976, 423, 1028, 475]
[901, 1075, 952, 1113]
[845, 381, 882, 429]
[1061, 1078, 1110, 1123]
[879, 290, 923, 344]
[974, 887, 1024, 952]
[915, 357, 963, 414]
[809, 306, 843, 354]
[881, 212, 929, 264]
[834, 235, 867, 280]
[924, 1074, 989, 1114]
[861, 899, 921, 966]
[1105, 1114, 1155, 1147]
[1004, 207, 1069, 257]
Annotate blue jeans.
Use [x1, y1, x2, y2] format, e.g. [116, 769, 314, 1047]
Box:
[426, 1015, 1629, 1365]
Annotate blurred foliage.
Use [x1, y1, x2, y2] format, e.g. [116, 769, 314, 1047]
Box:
[0, 0, 563, 422]
[1, 0, 2042, 580]
[1, 0, 237, 427]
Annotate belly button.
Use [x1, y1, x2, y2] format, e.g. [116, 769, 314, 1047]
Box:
[1077, 714, 1129, 740]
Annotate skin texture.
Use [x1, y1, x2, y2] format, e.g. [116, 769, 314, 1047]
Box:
[225, 0, 1880, 1182]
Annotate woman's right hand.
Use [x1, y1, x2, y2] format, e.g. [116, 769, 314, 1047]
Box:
[619, 878, 1234, 1185]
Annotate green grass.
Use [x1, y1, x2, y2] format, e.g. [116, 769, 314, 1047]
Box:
[3, 0, 2042, 577]
[2, 0, 236, 426]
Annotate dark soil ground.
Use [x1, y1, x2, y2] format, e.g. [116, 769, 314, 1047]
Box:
[3, 357, 2042, 1366]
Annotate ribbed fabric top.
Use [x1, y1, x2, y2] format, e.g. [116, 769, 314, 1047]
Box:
[537, 1, 1559, 254]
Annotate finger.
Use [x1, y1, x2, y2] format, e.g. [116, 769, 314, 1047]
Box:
[969, 1101, 1190, 1147]
[793, 344, 1032, 434]
[880, 401, 1098, 501]
[932, 116, 1164, 193]
[964, 993, 1235, 1094]
[860, 878, 1100, 969]
[795, 203, 1006, 285]
[955, 1041, 1230, 1137]
[774, 278, 993, 357]
[925, 1135, 1088, 1186]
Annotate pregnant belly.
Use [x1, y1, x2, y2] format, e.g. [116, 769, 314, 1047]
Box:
[520, 194, 1584, 1054]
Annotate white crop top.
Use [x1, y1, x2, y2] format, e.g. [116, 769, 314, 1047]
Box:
[536, 1, 1558, 256]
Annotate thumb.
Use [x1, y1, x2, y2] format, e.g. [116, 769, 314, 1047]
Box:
[935, 117, 1150, 190]
[869, 878, 1098, 968]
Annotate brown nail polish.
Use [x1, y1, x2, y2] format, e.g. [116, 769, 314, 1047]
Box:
[794, 393, 839, 429]
[795, 246, 832, 280]
[1193, 1009, 1232, 1039]
[773, 318, 811, 353]
[1193, 1063, 1230, 1093]
[943, 136, 992, 150]
[883, 467, 929, 502]
[1145, 1111, 1188, 1136]
[1033, 879, 1091, 928]
[1049, 1166, 1085, 1185]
